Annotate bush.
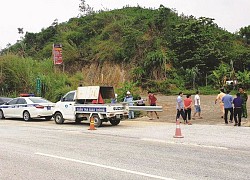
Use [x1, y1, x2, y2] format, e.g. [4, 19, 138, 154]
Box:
[116, 81, 140, 102]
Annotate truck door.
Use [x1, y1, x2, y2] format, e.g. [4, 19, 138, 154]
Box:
[60, 91, 76, 120]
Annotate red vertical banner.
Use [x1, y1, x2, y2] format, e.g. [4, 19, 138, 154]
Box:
[52, 44, 63, 65]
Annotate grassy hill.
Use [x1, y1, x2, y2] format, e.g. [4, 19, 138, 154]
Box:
[0, 6, 250, 101]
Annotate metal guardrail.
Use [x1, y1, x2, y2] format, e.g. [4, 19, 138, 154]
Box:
[128, 106, 163, 112]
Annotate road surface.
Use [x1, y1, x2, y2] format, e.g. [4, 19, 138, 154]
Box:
[1, 119, 250, 180]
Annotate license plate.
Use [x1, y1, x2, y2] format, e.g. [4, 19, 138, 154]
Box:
[116, 114, 120, 118]
[47, 106, 51, 110]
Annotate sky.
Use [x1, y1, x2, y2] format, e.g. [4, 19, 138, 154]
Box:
[1, 0, 250, 49]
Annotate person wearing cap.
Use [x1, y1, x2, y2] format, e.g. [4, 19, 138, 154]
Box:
[239, 87, 248, 118]
[111, 93, 118, 104]
[124, 91, 134, 119]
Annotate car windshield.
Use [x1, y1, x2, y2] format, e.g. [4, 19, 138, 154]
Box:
[28, 97, 52, 103]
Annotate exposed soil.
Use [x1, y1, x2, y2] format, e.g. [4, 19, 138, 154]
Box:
[135, 94, 250, 126]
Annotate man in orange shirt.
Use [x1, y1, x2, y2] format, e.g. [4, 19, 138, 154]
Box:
[215, 88, 225, 118]
[184, 94, 192, 122]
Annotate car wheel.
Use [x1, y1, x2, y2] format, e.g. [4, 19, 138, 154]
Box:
[23, 111, 31, 121]
[45, 116, 52, 121]
[92, 115, 102, 127]
[54, 112, 64, 124]
[0, 110, 5, 119]
[110, 119, 120, 126]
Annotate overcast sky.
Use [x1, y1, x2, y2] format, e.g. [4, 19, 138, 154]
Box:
[1, 0, 250, 49]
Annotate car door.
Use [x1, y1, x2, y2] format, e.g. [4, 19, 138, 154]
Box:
[16, 98, 27, 118]
[3, 98, 18, 118]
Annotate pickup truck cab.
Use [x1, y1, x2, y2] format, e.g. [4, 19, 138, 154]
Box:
[53, 86, 127, 127]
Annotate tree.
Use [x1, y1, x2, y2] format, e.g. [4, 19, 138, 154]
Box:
[143, 50, 167, 80]
[185, 66, 199, 89]
[210, 63, 230, 87]
[51, 19, 58, 27]
[239, 25, 250, 45]
[236, 70, 250, 88]
[17, 28, 24, 34]
[17, 28, 26, 57]
[154, 5, 171, 32]
[79, 0, 94, 16]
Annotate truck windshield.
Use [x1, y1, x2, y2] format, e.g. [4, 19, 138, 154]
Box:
[63, 92, 75, 101]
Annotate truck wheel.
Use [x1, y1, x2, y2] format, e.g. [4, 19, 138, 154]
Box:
[110, 119, 120, 126]
[0, 110, 5, 119]
[92, 115, 102, 127]
[23, 111, 31, 121]
[54, 112, 64, 124]
[75, 118, 82, 124]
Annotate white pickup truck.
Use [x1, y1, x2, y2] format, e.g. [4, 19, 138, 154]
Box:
[53, 86, 127, 127]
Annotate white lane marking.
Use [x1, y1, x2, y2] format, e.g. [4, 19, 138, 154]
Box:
[35, 152, 175, 180]
[141, 138, 228, 150]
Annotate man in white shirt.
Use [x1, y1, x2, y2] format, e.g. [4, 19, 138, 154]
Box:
[193, 91, 202, 119]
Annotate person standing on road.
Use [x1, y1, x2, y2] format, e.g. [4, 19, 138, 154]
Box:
[184, 94, 192, 122]
[176, 92, 190, 124]
[124, 91, 134, 119]
[193, 91, 202, 119]
[222, 90, 233, 124]
[148, 91, 159, 120]
[233, 93, 243, 126]
[215, 88, 226, 118]
[239, 87, 248, 118]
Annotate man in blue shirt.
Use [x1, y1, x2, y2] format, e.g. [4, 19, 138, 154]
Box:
[222, 90, 233, 124]
[233, 93, 243, 126]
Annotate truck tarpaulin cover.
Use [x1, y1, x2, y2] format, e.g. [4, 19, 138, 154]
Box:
[53, 44, 63, 65]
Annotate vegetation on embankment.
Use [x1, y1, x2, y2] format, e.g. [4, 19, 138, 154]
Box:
[0, 5, 250, 101]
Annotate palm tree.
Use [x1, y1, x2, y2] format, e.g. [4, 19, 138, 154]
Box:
[211, 63, 230, 87]
[186, 66, 199, 89]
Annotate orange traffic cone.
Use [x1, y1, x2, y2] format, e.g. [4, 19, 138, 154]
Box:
[173, 119, 184, 138]
[88, 117, 96, 130]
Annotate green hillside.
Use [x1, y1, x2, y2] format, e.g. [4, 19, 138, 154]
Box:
[0, 6, 250, 100]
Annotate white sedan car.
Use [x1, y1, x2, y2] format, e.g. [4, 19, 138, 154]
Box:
[0, 96, 55, 121]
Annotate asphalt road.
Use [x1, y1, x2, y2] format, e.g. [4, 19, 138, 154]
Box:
[0, 119, 250, 180]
